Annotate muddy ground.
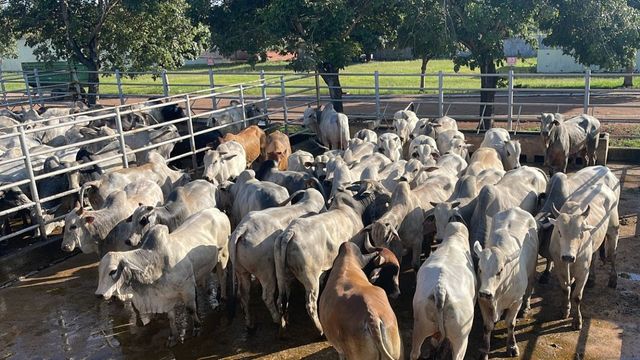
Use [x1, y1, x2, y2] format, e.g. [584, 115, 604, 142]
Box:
[1, 164, 639, 360]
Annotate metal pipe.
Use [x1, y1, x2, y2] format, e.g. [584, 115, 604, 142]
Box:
[507, 69, 514, 131]
[374, 71, 381, 121]
[185, 94, 198, 171]
[22, 72, 33, 109]
[315, 71, 321, 109]
[0, 66, 7, 104]
[208, 67, 217, 110]
[584, 69, 591, 114]
[281, 76, 289, 135]
[239, 84, 247, 128]
[33, 69, 44, 107]
[162, 69, 170, 97]
[438, 71, 444, 117]
[114, 107, 129, 168]
[115, 69, 125, 105]
[18, 125, 47, 239]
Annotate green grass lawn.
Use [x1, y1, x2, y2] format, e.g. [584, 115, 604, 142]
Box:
[5, 58, 638, 97]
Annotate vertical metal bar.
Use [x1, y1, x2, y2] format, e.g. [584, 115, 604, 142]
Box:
[23, 72, 33, 109]
[507, 69, 514, 131]
[115, 69, 125, 105]
[280, 76, 289, 135]
[374, 71, 381, 121]
[184, 94, 198, 171]
[19, 125, 47, 239]
[438, 71, 444, 117]
[71, 68, 83, 101]
[0, 67, 7, 104]
[161, 69, 170, 97]
[315, 71, 321, 108]
[583, 69, 591, 114]
[114, 107, 129, 168]
[33, 69, 44, 107]
[239, 84, 247, 128]
[208, 67, 217, 110]
[260, 70, 267, 112]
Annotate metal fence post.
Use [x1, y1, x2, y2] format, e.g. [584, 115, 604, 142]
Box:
[583, 69, 591, 114]
[507, 69, 514, 131]
[71, 68, 83, 101]
[315, 71, 321, 108]
[22, 72, 33, 109]
[33, 69, 44, 107]
[114, 107, 129, 168]
[260, 70, 268, 113]
[115, 69, 125, 105]
[208, 67, 217, 110]
[374, 71, 381, 121]
[161, 69, 170, 97]
[184, 94, 198, 171]
[438, 71, 444, 117]
[19, 125, 47, 239]
[239, 84, 247, 128]
[0, 67, 6, 104]
[280, 76, 289, 135]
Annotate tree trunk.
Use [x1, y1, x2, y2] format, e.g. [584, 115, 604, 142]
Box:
[318, 63, 344, 112]
[623, 62, 634, 87]
[86, 62, 99, 106]
[479, 59, 497, 129]
[419, 56, 430, 92]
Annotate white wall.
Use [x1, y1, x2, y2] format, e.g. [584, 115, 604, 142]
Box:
[0, 39, 41, 72]
[537, 49, 640, 73]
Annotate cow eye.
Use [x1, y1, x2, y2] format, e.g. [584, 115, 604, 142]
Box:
[139, 217, 149, 226]
[69, 225, 77, 230]
[496, 268, 503, 277]
[109, 269, 118, 278]
[378, 148, 384, 153]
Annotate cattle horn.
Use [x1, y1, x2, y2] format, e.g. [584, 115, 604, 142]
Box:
[278, 189, 306, 207]
[551, 203, 561, 218]
[364, 229, 376, 253]
[581, 205, 591, 218]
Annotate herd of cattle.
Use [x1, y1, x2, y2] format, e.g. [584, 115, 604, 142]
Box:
[0, 99, 619, 359]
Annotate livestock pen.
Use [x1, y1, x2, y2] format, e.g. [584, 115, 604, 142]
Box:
[0, 70, 639, 359]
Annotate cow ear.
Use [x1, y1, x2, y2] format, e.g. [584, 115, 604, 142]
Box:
[450, 201, 461, 209]
[431, 123, 442, 128]
[581, 205, 590, 218]
[551, 120, 560, 126]
[146, 206, 154, 211]
[85, 216, 95, 224]
[222, 153, 238, 161]
[429, 201, 438, 207]
[473, 241, 483, 258]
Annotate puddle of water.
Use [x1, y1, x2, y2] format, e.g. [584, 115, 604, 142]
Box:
[619, 272, 640, 281]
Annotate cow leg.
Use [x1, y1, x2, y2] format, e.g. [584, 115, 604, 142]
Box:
[607, 226, 620, 289]
[539, 258, 553, 284]
[256, 271, 280, 325]
[450, 332, 469, 360]
[237, 270, 254, 331]
[217, 251, 229, 301]
[520, 276, 535, 317]
[411, 242, 422, 272]
[166, 309, 180, 347]
[478, 305, 494, 360]
[586, 257, 597, 288]
[572, 261, 590, 330]
[185, 286, 202, 337]
[554, 261, 572, 319]
[409, 316, 436, 360]
[505, 302, 521, 357]
[277, 277, 292, 336]
[298, 269, 323, 334]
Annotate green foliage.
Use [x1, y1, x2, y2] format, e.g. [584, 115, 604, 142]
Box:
[396, 0, 453, 61]
[210, 0, 272, 69]
[540, 0, 640, 70]
[444, 0, 540, 72]
[264, 0, 400, 72]
[2, 0, 209, 73]
[0, 10, 18, 59]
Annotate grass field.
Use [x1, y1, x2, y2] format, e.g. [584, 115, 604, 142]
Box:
[4, 58, 639, 96]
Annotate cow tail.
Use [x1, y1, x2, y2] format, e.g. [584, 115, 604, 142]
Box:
[434, 284, 447, 348]
[368, 317, 397, 360]
[227, 226, 244, 321]
[274, 229, 294, 316]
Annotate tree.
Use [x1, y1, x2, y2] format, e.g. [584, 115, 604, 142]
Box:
[210, 0, 272, 70]
[0, 12, 18, 60]
[2, 0, 209, 105]
[397, 0, 453, 91]
[444, 0, 540, 128]
[540, 0, 640, 87]
[264, 0, 400, 112]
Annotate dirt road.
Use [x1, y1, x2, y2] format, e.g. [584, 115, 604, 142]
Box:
[1, 164, 639, 360]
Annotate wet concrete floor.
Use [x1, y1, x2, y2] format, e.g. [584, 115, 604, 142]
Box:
[1, 164, 639, 360]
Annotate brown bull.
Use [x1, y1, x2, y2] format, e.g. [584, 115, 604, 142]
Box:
[221, 125, 266, 166]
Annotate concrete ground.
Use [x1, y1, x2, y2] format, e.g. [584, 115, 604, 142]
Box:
[1, 164, 639, 360]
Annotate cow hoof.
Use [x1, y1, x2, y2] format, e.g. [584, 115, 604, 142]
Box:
[539, 271, 550, 284]
[478, 353, 489, 360]
[166, 336, 178, 347]
[585, 277, 596, 288]
[507, 345, 519, 357]
[608, 276, 618, 289]
[518, 307, 530, 318]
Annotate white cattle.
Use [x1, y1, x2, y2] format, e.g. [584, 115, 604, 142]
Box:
[343, 138, 375, 166]
[95, 208, 231, 346]
[349, 152, 392, 180]
[353, 128, 378, 143]
[61, 180, 164, 254]
[303, 103, 350, 150]
[545, 114, 601, 174]
[407, 135, 439, 159]
[123, 124, 180, 162]
[540, 112, 564, 145]
[548, 183, 619, 330]
[274, 190, 373, 334]
[287, 150, 315, 174]
[393, 110, 419, 143]
[436, 129, 466, 154]
[377, 132, 403, 162]
[465, 147, 504, 177]
[230, 189, 325, 330]
[202, 140, 246, 185]
[474, 208, 538, 360]
[480, 128, 521, 170]
[411, 222, 476, 360]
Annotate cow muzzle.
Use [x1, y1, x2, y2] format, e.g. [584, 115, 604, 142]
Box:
[561, 255, 576, 263]
[479, 290, 493, 299]
[61, 242, 75, 252]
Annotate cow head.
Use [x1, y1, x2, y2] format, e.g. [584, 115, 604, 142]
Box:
[0, 185, 31, 211]
[410, 118, 433, 140]
[126, 205, 156, 247]
[202, 149, 239, 185]
[377, 133, 402, 162]
[549, 202, 593, 263]
[364, 246, 401, 299]
[370, 221, 404, 262]
[95, 252, 133, 301]
[474, 240, 520, 312]
[540, 112, 563, 138]
[61, 201, 98, 254]
[447, 138, 473, 159]
[428, 201, 462, 242]
[504, 140, 521, 170]
[303, 106, 320, 135]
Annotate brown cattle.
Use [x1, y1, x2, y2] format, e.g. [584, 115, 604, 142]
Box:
[221, 125, 266, 166]
[319, 242, 403, 360]
[265, 130, 291, 170]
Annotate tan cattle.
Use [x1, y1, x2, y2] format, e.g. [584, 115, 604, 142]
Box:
[221, 125, 266, 166]
[265, 130, 291, 170]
